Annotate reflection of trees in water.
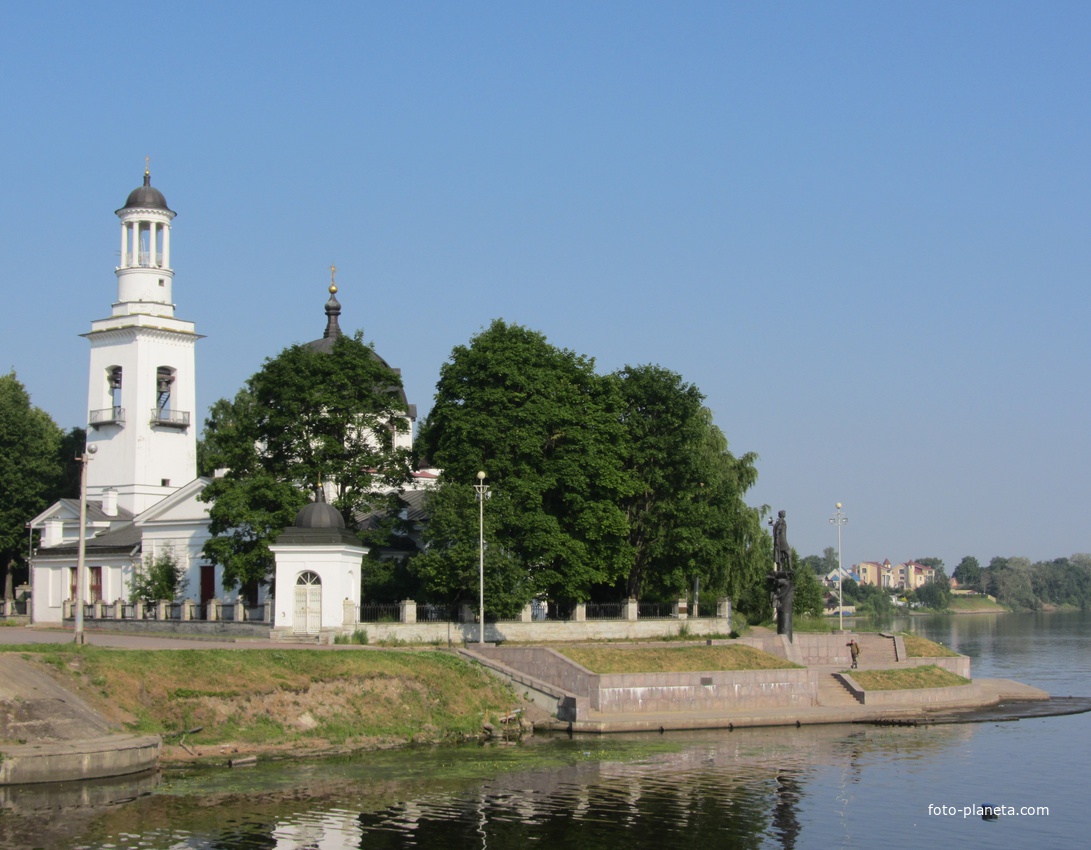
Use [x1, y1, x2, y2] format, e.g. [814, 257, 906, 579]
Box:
[40, 723, 979, 849]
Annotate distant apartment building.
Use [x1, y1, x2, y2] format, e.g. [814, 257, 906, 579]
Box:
[854, 559, 935, 591]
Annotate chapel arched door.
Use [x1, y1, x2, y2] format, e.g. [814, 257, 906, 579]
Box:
[293, 571, 322, 634]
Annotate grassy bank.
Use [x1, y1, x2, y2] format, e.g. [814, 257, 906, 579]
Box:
[901, 634, 960, 657]
[947, 595, 1008, 613]
[849, 665, 969, 690]
[5, 645, 520, 758]
[559, 644, 799, 674]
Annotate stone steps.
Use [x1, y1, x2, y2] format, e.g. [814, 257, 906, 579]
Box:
[817, 673, 863, 706]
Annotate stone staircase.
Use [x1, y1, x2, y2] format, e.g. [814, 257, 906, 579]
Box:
[851, 633, 898, 666]
[817, 672, 863, 706]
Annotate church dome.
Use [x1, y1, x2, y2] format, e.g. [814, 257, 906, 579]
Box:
[118, 172, 173, 213]
[293, 501, 346, 529]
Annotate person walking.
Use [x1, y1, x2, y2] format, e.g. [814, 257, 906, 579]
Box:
[847, 639, 860, 668]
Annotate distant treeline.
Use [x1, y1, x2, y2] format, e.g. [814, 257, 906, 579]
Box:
[950, 554, 1091, 612]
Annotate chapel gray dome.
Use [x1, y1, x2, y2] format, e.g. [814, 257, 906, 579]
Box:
[293, 501, 345, 529]
[118, 172, 173, 214]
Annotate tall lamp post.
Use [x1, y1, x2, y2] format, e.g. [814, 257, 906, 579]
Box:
[829, 502, 848, 631]
[474, 471, 489, 645]
[74, 443, 97, 645]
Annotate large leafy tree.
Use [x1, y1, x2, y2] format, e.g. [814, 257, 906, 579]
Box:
[415, 320, 634, 605]
[614, 364, 764, 602]
[200, 333, 412, 592]
[0, 373, 75, 589]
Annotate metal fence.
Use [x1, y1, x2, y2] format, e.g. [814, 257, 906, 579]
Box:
[586, 602, 624, 620]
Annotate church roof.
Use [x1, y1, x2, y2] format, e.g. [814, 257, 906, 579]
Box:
[117, 170, 173, 214]
[303, 273, 413, 415]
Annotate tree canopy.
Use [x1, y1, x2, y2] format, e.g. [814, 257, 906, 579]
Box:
[416, 320, 633, 606]
[0, 373, 78, 588]
[411, 320, 766, 612]
[200, 333, 412, 592]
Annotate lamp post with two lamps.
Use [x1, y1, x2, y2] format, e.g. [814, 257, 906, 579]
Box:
[73, 443, 98, 645]
[829, 502, 848, 631]
[474, 471, 490, 645]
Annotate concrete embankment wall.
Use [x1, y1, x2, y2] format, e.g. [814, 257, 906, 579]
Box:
[472, 646, 817, 718]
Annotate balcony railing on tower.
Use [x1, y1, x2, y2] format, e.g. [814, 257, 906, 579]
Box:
[89, 407, 125, 427]
[149, 408, 190, 428]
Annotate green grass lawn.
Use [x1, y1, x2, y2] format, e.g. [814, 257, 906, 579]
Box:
[4, 644, 518, 748]
[848, 665, 969, 690]
[559, 644, 799, 674]
[901, 634, 961, 657]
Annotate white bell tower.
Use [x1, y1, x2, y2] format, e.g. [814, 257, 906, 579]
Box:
[83, 165, 202, 515]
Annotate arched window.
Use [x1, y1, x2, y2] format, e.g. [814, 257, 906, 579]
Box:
[297, 571, 321, 586]
[156, 366, 175, 413]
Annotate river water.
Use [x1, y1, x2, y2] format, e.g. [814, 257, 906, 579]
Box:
[2, 611, 1088, 849]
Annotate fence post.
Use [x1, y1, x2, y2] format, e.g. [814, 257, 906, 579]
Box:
[717, 597, 732, 628]
[237, 598, 247, 622]
[343, 598, 356, 626]
[520, 603, 533, 623]
[114, 598, 123, 619]
[623, 597, 638, 621]
[157, 600, 169, 620]
[673, 598, 688, 620]
[574, 601, 587, 622]
[400, 599, 417, 624]
[134, 600, 144, 620]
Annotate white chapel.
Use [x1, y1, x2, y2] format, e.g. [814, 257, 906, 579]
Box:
[28, 169, 425, 634]
[29, 168, 222, 623]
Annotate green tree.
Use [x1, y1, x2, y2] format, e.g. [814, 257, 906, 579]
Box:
[913, 575, 951, 610]
[200, 333, 412, 593]
[614, 365, 763, 602]
[791, 553, 826, 617]
[0, 373, 67, 591]
[415, 320, 634, 604]
[983, 556, 1037, 611]
[129, 546, 189, 603]
[953, 556, 981, 589]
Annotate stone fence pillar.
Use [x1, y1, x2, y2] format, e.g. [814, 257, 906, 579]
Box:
[156, 600, 169, 620]
[113, 598, 123, 619]
[673, 598, 688, 620]
[237, 598, 247, 622]
[93, 600, 105, 619]
[134, 600, 144, 620]
[574, 602, 587, 622]
[208, 598, 221, 621]
[400, 599, 417, 624]
[182, 599, 196, 621]
[717, 597, 732, 629]
[519, 603, 533, 623]
[63, 599, 72, 620]
[343, 598, 357, 626]
[623, 597, 638, 621]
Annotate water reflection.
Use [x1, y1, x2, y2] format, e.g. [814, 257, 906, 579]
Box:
[5, 611, 1089, 849]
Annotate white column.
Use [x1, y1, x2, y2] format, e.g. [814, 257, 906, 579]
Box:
[130, 221, 139, 266]
[120, 222, 128, 268]
[149, 221, 158, 267]
[162, 222, 170, 269]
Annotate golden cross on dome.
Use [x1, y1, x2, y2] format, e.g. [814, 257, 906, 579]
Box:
[329, 264, 338, 294]
[145, 156, 150, 176]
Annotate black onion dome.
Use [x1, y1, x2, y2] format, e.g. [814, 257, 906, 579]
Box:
[118, 172, 173, 214]
[293, 501, 346, 529]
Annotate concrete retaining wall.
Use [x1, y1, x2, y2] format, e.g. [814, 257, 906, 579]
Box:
[474, 645, 816, 718]
[347, 617, 731, 645]
[0, 735, 161, 785]
[74, 620, 272, 639]
[596, 668, 817, 713]
[897, 656, 972, 678]
[838, 674, 978, 707]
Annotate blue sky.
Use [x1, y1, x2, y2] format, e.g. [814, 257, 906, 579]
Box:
[3, 2, 1088, 571]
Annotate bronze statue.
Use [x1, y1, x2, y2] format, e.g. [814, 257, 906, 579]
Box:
[768, 509, 794, 641]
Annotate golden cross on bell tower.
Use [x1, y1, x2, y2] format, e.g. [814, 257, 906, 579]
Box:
[144, 155, 150, 176]
[329, 264, 338, 294]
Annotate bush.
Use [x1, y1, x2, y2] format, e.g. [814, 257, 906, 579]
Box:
[130, 547, 188, 604]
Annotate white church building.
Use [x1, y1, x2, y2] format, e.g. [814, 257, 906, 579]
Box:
[28, 170, 419, 632]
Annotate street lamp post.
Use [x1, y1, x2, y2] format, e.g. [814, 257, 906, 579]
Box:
[74, 443, 97, 645]
[474, 471, 489, 645]
[829, 502, 848, 631]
